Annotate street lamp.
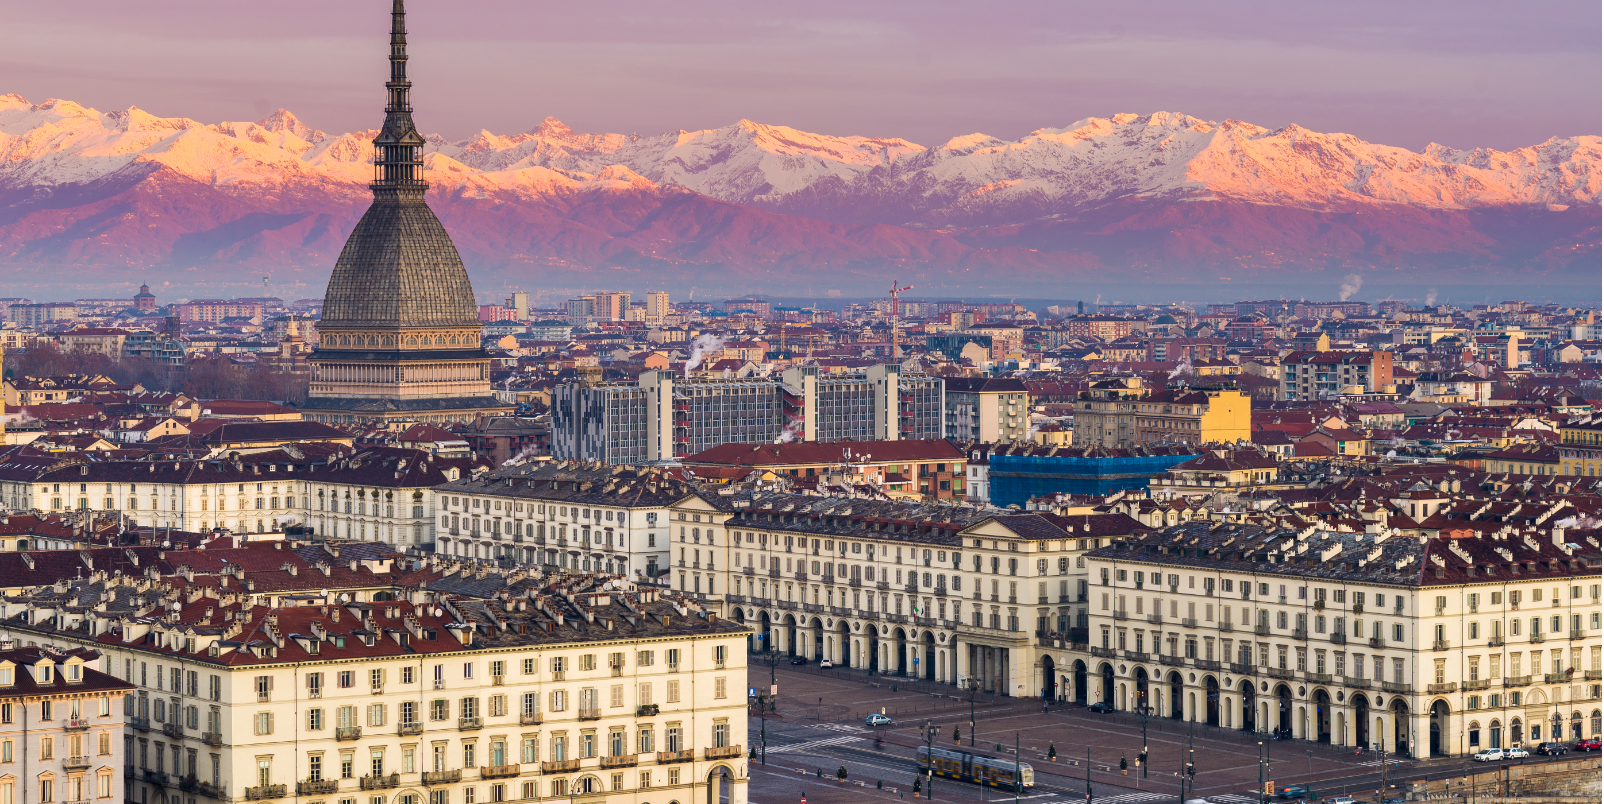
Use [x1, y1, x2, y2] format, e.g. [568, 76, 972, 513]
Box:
[962, 676, 981, 747]
[1134, 700, 1154, 779]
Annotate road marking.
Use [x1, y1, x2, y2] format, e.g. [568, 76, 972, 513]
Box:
[771, 735, 863, 753]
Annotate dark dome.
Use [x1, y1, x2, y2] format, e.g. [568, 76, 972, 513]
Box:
[320, 199, 481, 329]
[1154, 314, 1177, 324]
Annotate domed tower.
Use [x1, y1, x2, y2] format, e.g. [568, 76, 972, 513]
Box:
[301, 0, 510, 424]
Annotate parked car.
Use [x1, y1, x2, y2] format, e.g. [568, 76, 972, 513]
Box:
[1326, 797, 1356, 804]
[1472, 748, 1505, 762]
[819, 659, 834, 668]
[865, 714, 893, 726]
[1087, 701, 1115, 713]
[1573, 737, 1601, 752]
[789, 656, 808, 665]
[1504, 746, 1530, 758]
[1536, 741, 1568, 756]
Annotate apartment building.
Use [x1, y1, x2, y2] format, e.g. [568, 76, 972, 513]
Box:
[664, 490, 1147, 698]
[943, 378, 1030, 444]
[6, 303, 79, 328]
[0, 647, 133, 804]
[431, 462, 693, 577]
[680, 440, 967, 501]
[1072, 381, 1251, 449]
[0, 576, 749, 804]
[551, 366, 943, 463]
[4, 448, 478, 552]
[1065, 522, 1602, 757]
[178, 300, 265, 324]
[1280, 351, 1395, 401]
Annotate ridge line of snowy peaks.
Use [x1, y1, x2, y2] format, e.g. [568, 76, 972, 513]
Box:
[0, 93, 1598, 217]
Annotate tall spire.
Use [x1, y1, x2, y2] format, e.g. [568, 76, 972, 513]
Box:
[372, 0, 426, 196]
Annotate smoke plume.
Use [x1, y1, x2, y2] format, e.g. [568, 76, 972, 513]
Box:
[1337, 274, 1363, 302]
[683, 333, 728, 376]
[1425, 289, 1439, 306]
[774, 418, 805, 444]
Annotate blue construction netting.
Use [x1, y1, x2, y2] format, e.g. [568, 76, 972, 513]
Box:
[987, 452, 1200, 508]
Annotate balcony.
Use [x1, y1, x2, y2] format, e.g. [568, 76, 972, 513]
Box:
[1488, 636, 1505, 647]
[1368, 637, 1386, 648]
[1329, 632, 1347, 645]
[793, 572, 809, 581]
[337, 726, 362, 741]
[1463, 679, 1491, 691]
[1254, 625, 1271, 637]
[491, 675, 505, 687]
[458, 717, 483, 731]
[1146, 614, 1163, 625]
[540, 760, 580, 774]
[1229, 662, 1254, 675]
[520, 712, 543, 726]
[1304, 672, 1332, 684]
[131, 716, 150, 732]
[599, 755, 638, 769]
[1181, 618, 1198, 629]
[1587, 670, 1604, 681]
[1158, 655, 1185, 667]
[1379, 681, 1410, 694]
[1091, 647, 1115, 658]
[64, 755, 91, 770]
[1573, 630, 1587, 641]
[143, 771, 171, 787]
[398, 722, 424, 736]
[636, 704, 659, 718]
[1267, 667, 1295, 680]
[1292, 629, 1308, 641]
[65, 717, 90, 731]
[705, 745, 743, 760]
[1194, 659, 1221, 671]
[202, 732, 224, 747]
[742, 567, 755, 576]
[1123, 651, 1150, 663]
[480, 765, 521, 779]
[1432, 639, 1450, 651]
[1529, 633, 1545, 644]
[1345, 677, 1370, 690]
[1427, 682, 1457, 694]
[1544, 673, 1570, 684]
[421, 771, 461, 786]
[297, 780, 339, 795]
[1218, 622, 1234, 633]
[577, 708, 602, 721]
[196, 782, 225, 799]
[656, 750, 695, 764]
[244, 785, 286, 801]
[1504, 675, 1532, 688]
[163, 723, 184, 739]
[1112, 610, 1128, 621]
[360, 774, 400, 790]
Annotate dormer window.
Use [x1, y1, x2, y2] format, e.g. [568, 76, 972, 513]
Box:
[66, 664, 81, 683]
[0, 667, 12, 686]
[38, 665, 53, 684]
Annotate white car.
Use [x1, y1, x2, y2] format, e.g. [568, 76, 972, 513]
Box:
[819, 659, 834, 668]
[1504, 746, 1529, 758]
[1473, 748, 1505, 761]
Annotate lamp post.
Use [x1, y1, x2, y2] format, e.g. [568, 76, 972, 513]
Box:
[1257, 740, 1266, 804]
[1135, 701, 1153, 778]
[963, 676, 981, 747]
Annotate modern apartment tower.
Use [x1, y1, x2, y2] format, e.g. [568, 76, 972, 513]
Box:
[551, 366, 944, 462]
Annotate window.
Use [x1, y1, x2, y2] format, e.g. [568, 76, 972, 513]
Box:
[308, 709, 324, 730]
[254, 712, 273, 735]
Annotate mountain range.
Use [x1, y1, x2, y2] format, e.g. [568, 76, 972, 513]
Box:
[0, 94, 1598, 300]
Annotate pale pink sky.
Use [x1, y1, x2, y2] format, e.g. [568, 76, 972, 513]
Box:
[3, 0, 1598, 150]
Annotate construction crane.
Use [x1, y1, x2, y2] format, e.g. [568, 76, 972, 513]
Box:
[889, 280, 913, 359]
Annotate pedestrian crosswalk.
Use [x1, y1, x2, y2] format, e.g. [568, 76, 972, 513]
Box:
[814, 723, 866, 735]
[770, 734, 863, 753]
[1206, 795, 1259, 803]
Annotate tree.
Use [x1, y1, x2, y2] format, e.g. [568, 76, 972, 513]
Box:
[1048, 744, 1057, 760]
[953, 726, 961, 744]
[1119, 757, 1127, 772]
[837, 765, 847, 781]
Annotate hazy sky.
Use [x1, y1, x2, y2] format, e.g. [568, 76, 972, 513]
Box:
[3, 0, 1598, 150]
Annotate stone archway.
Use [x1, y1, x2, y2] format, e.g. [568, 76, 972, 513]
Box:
[731, 608, 750, 652]
[1133, 667, 1150, 714]
[1431, 700, 1451, 756]
[922, 631, 937, 681]
[1041, 656, 1057, 701]
[1073, 660, 1088, 704]
[783, 614, 798, 657]
[1313, 689, 1331, 743]
[706, 764, 735, 804]
[893, 628, 909, 676]
[1391, 699, 1410, 757]
[1168, 672, 1184, 720]
[867, 627, 881, 674]
[1355, 694, 1370, 749]
[1239, 680, 1256, 732]
[1275, 684, 1293, 735]
[759, 611, 773, 656]
[1099, 664, 1116, 706]
[1204, 676, 1220, 726]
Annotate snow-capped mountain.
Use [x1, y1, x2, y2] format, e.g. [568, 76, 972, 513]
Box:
[0, 93, 1597, 294]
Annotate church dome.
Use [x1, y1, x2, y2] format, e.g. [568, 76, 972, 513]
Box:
[320, 201, 480, 330]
